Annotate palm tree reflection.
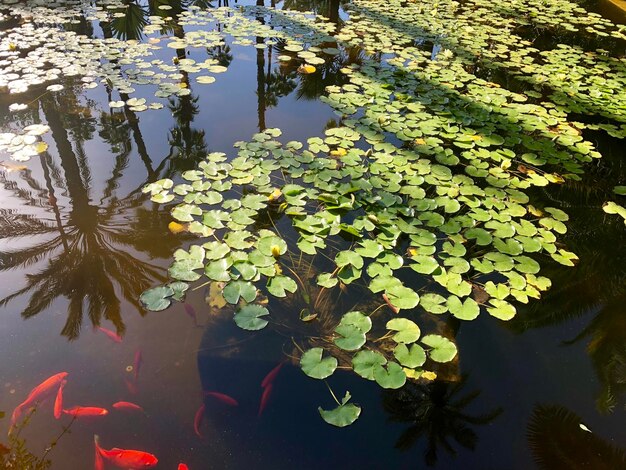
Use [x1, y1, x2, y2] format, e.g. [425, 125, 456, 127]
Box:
[382, 376, 502, 466]
[0, 86, 176, 340]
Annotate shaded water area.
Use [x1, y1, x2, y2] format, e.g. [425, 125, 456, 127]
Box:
[0, 0, 625, 468]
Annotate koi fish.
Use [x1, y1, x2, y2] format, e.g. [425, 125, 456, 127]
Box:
[203, 391, 238, 407]
[63, 406, 108, 417]
[133, 350, 143, 381]
[94, 435, 158, 469]
[183, 303, 198, 326]
[258, 383, 273, 417]
[11, 372, 69, 426]
[178, 464, 189, 470]
[53, 380, 67, 419]
[194, 404, 205, 437]
[124, 378, 138, 395]
[261, 362, 284, 389]
[112, 401, 144, 413]
[97, 326, 122, 343]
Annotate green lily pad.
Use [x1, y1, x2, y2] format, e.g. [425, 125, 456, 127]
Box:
[300, 347, 338, 379]
[384, 285, 420, 310]
[140, 286, 174, 311]
[386, 318, 421, 343]
[171, 204, 202, 222]
[223, 281, 257, 304]
[234, 304, 269, 330]
[373, 362, 406, 389]
[352, 350, 387, 380]
[267, 275, 298, 298]
[447, 295, 480, 320]
[319, 392, 361, 427]
[394, 343, 426, 368]
[421, 334, 457, 363]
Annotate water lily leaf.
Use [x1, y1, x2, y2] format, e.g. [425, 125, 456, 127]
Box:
[465, 228, 492, 246]
[410, 256, 440, 274]
[258, 235, 288, 257]
[171, 204, 201, 222]
[385, 284, 420, 311]
[335, 250, 364, 269]
[421, 335, 458, 363]
[614, 186, 626, 196]
[267, 275, 298, 298]
[140, 286, 174, 311]
[373, 362, 406, 389]
[234, 304, 269, 331]
[334, 325, 367, 351]
[205, 258, 232, 282]
[223, 281, 257, 304]
[301, 347, 338, 379]
[317, 273, 338, 288]
[386, 318, 421, 343]
[394, 343, 426, 368]
[203, 241, 230, 260]
[169, 259, 203, 282]
[319, 393, 361, 427]
[420, 293, 448, 314]
[447, 295, 480, 320]
[551, 249, 579, 267]
[352, 350, 387, 380]
[337, 265, 361, 284]
[487, 299, 517, 320]
[338, 311, 372, 333]
[168, 281, 188, 302]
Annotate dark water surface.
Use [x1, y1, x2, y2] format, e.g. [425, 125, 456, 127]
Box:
[1, 0, 626, 469]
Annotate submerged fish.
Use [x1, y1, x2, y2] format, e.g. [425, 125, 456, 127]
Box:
[53, 379, 67, 420]
[11, 372, 69, 426]
[203, 391, 238, 407]
[183, 303, 198, 326]
[63, 406, 108, 417]
[194, 404, 205, 437]
[133, 350, 143, 381]
[258, 383, 273, 417]
[124, 378, 138, 395]
[112, 401, 144, 413]
[178, 464, 190, 470]
[97, 326, 122, 343]
[261, 362, 284, 389]
[94, 435, 158, 469]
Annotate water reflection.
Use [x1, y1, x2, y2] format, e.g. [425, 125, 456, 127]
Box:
[527, 404, 626, 469]
[382, 376, 502, 466]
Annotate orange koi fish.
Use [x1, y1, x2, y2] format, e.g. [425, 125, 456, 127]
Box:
[53, 380, 67, 419]
[261, 362, 284, 389]
[97, 326, 122, 343]
[178, 464, 189, 470]
[258, 383, 273, 417]
[63, 406, 108, 417]
[194, 404, 205, 437]
[94, 435, 158, 469]
[203, 391, 238, 407]
[112, 401, 144, 413]
[133, 350, 143, 381]
[11, 372, 69, 426]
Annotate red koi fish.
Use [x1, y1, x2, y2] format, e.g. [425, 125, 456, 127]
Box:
[258, 383, 273, 417]
[261, 362, 284, 389]
[194, 404, 205, 437]
[178, 464, 189, 470]
[97, 326, 122, 343]
[183, 303, 198, 326]
[133, 350, 143, 381]
[203, 391, 238, 407]
[112, 401, 144, 413]
[11, 372, 69, 426]
[94, 435, 158, 469]
[63, 406, 108, 417]
[53, 380, 67, 419]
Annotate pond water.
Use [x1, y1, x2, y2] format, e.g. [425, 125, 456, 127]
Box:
[0, 0, 625, 469]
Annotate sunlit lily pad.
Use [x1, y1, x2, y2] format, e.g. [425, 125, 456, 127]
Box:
[301, 347, 338, 379]
[234, 304, 269, 330]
